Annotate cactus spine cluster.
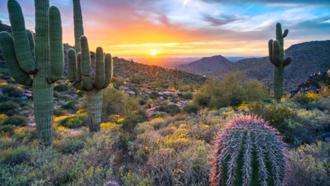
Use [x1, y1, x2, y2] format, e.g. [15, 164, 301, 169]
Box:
[0, 0, 63, 145]
[268, 23, 292, 102]
[210, 115, 286, 186]
[68, 0, 113, 132]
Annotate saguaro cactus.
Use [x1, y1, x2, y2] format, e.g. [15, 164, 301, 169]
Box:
[210, 115, 286, 186]
[0, 0, 63, 145]
[69, 0, 113, 132]
[268, 23, 291, 102]
[68, 39, 113, 132]
[73, 0, 84, 53]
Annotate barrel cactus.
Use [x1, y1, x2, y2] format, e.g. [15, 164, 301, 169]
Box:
[68, 39, 113, 132]
[0, 0, 64, 145]
[210, 115, 287, 186]
[268, 23, 292, 102]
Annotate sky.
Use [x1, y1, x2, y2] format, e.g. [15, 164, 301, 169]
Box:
[0, 0, 330, 61]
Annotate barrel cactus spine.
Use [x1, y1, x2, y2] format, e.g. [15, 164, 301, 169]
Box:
[0, 0, 64, 145]
[67, 38, 113, 132]
[268, 23, 292, 102]
[210, 115, 287, 186]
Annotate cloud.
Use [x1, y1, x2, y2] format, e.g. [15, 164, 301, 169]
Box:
[0, 0, 329, 57]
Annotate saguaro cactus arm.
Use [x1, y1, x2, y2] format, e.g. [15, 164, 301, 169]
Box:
[0, 32, 33, 86]
[80, 36, 93, 90]
[49, 6, 64, 82]
[104, 53, 113, 88]
[73, 0, 84, 52]
[68, 48, 77, 82]
[7, 0, 36, 74]
[95, 47, 106, 89]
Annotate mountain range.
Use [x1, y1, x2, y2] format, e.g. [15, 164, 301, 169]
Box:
[178, 40, 330, 90]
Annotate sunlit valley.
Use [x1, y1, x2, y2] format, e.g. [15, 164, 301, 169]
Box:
[0, 0, 329, 185]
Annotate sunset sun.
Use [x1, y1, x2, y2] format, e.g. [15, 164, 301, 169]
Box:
[149, 49, 160, 57]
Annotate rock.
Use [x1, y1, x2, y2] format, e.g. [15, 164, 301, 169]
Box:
[104, 181, 120, 186]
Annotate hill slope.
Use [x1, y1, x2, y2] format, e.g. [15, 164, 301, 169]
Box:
[177, 55, 233, 75]
[178, 40, 330, 90]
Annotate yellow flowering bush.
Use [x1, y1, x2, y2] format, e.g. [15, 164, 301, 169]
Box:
[100, 122, 117, 130]
[0, 114, 8, 124]
[306, 91, 321, 101]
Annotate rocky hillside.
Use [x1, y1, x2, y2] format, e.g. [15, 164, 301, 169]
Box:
[177, 55, 233, 75]
[178, 40, 330, 90]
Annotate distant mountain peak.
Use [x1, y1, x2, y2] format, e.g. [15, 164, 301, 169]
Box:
[178, 54, 233, 75]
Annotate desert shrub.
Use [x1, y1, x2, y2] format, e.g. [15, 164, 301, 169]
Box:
[294, 92, 321, 105]
[0, 125, 15, 135]
[194, 73, 267, 108]
[288, 109, 330, 145]
[103, 86, 142, 117]
[288, 142, 330, 186]
[0, 101, 19, 115]
[60, 116, 84, 129]
[55, 138, 85, 154]
[159, 104, 180, 115]
[180, 92, 193, 100]
[145, 142, 210, 186]
[183, 104, 199, 114]
[0, 147, 31, 165]
[54, 83, 69, 92]
[121, 171, 151, 186]
[247, 103, 295, 133]
[0, 114, 8, 124]
[61, 101, 76, 110]
[121, 111, 147, 133]
[317, 97, 330, 112]
[2, 85, 23, 97]
[3, 115, 27, 126]
[54, 108, 67, 116]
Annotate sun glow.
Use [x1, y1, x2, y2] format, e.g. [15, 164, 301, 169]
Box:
[149, 49, 160, 56]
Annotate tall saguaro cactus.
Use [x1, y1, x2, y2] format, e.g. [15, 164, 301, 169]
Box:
[268, 23, 292, 102]
[69, 0, 113, 132]
[68, 39, 113, 132]
[210, 115, 287, 186]
[0, 0, 63, 145]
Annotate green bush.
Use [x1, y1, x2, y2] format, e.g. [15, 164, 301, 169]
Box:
[248, 103, 296, 142]
[159, 104, 180, 115]
[121, 111, 147, 133]
[180, 92, 193, 100]
[183, 104, 199, 114]
[0, 101, 19, 115]
[0, 147, 31, 165]
[103, 86, 142, 117]
[54, 83, 69, 92]
[2, 85, 23, 97]
[0, 125, 15, 135]
[62, 101, 76, 111]
[55, 138, 85, 154]
[60, 116, 84, 129]
[288, 142, 329, 186]
[3, 115, 27, 126]
[193, 73, 268, 108]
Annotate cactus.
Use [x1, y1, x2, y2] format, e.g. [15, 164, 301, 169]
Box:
[68, 40, 113, 132]
[0, 0, 63, 145]
[68, 0, 113, 132]
[73, 0, 84, 53]
[268, 23, 291, 102]
[210, 115, 286, 186]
